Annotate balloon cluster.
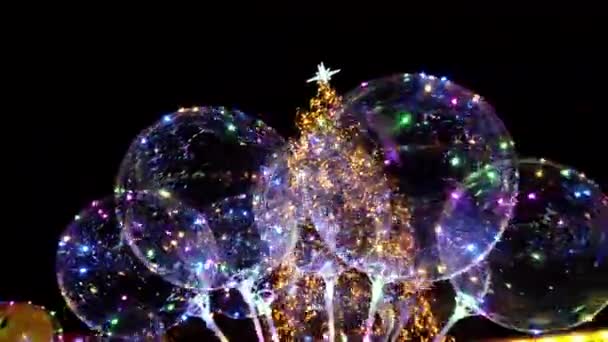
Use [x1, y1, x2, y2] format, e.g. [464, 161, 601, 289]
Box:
[52, 64, 607, 341]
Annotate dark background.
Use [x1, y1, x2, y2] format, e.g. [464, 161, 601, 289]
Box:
[5, 15, 607, 340]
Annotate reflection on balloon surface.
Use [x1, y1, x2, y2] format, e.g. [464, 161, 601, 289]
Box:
[56, 198, 191, 339]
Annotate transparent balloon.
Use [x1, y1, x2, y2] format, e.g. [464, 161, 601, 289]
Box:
[56, 198, 192, 339]
[254, 140, 348, 278]
[119, 190, 219, 290]
[338, 73, 518, 281]
[438, 158, 608, 338]
[116, 106, 298, 289]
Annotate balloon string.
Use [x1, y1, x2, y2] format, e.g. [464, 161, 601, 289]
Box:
[198, 295, 229, 342]
[324, 278, 336, 342]
[389, 299, 412, 342]
[257, 299, 279, 342]
[433, 313, 459, 342]
[264, 314, 280, 342]
[363, 277, 385, 342]
[239, 284, 265, 342]
[381, 306, 395, 342]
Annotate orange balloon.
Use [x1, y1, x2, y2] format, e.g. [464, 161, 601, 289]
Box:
[0, 302, 54, 342]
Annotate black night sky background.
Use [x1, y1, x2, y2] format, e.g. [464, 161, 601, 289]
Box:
[4, 15, 607, 340]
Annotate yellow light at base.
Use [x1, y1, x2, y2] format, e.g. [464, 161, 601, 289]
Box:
[498, 330, 608, 342]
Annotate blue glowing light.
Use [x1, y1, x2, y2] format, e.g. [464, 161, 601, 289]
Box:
[440, 76, 448, 82]
[163, 115, 172, 123]
[79, 267, 88, 274]
[81, 246, 90, 253]
[466, 244, 477, 252]
[140, 138, 147, 145]
[574, 191, 582, 198]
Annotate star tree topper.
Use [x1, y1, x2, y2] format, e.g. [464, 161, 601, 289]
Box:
[306, 62, 340, 83]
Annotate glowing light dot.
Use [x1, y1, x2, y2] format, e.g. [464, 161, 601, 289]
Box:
[121, 295, 127, 301]
[574, 191, 582, 198]
[146, 249, 155, 258]
[181, 314, 188, 321]
[162, 115, 172, 123]
[470, 276, 478, 283]
[167, 303, 175, 311]
[227, 123, 237, 131]
[79, 267, 88, 274]
[535, 169, 544, 178]
[466, 244, 477, 252]
[90, 286, 98, 294]
[170, 240, 178, 246]
[451, 97, 458, 105]
[74, 215, 81, 221]
[398, 112, 413, 127]
[158, 189, 171, 198]
[110, 318, 119, 326]
[528, 192, 537, 200]
[424, 84, 432, 93]
[361, 81, 368, 87]
[63, 235, 71, 242]
[583, 189, 591, 196]
[178, 231, 185, 238]
[472, 94, 480, 103]
[531, 252, 542, 261]
[487, 170, 498, 181]
[499, 141, 509, 150]
[451, 191, 461, 200]
[441, 76, 448, 82]
[560, 169, 571, 177]
[140, 138, 147, 145]
[80, 246, 89, 253]
[450, 156, 461, 167]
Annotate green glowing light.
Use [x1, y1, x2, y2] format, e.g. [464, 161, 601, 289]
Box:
[398, 112, 413, 127]
[227, 123, 236, 132]
[167, 303, 175, 311]
[487, 170, 498, 181]
[531, 252, 542, 261]
[561, 169, 571, 178]
[450, 156, 461, 167]
[110, 318, 119, 326]
[146, 249, 155, 258]
[499, 141, 509, 150]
